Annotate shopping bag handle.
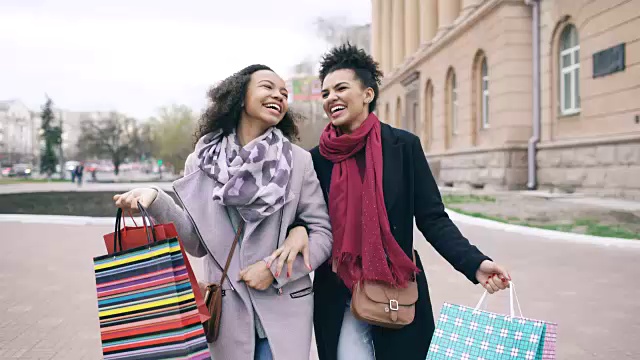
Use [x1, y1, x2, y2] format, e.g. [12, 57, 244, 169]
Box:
[137, 201, 158, 245]
[122, 211, 138, 228]
[113, 207, 124, 252]
[113, 208, 140, 251]
[112, 205, 157, 252]
[474, 281, 524, 318]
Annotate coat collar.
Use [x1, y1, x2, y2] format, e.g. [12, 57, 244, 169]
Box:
[380, 122, 403, 212]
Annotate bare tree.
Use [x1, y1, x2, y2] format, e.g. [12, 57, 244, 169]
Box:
[147, 104, 198, 173]
[77, 112, 141, 175]
[313, 16, 349, 45]
[313, 16, 371, 53]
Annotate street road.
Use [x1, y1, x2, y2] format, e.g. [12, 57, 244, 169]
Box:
[0, 220, 638, 359]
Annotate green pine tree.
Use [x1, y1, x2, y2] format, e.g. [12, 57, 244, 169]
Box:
[39, 97, 62, 175]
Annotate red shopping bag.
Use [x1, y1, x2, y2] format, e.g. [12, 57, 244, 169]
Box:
[104, 206, 211, 323]
[103, 210, 167, 253]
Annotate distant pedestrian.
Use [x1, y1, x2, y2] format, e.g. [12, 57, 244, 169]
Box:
[74, 163, 84, 186]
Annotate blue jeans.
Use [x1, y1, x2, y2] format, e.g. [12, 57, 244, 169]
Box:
[337, 300, 375, 360]
[255, 336, 272, 360]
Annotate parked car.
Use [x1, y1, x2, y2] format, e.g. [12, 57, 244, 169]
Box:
[9, 163, 32, 177]
[1, 166, 11, 177]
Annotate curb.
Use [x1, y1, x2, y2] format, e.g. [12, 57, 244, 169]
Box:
[445, 208, 640, 249]
[0, 214, 135, 226]
[2, 211, 639, 249]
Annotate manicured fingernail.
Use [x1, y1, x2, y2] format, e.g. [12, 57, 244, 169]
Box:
[266, 262, 272, 268]
[287, 271, 291, 278]
[275, 271, 280, 277]
[307, 265, 312, 271]
[485, 280, 489, 284]
[502, 278, 507, 283]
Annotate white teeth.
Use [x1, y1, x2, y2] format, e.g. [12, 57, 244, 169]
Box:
[265, 104, 280, 112]
[331, 105, 346, 113]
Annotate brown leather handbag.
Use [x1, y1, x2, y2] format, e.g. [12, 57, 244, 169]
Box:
[350, 252, 419, 329]
[201, 222, 244, 343]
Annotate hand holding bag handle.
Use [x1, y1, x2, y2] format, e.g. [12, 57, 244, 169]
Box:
[474, 281, 524, 318]
[203, 221, 244, 343]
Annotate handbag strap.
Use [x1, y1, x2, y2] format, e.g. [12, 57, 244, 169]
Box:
[218, 222, 244, 288]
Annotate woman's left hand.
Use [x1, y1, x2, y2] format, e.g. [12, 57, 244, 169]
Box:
[239, 261, 275, 291]
[267, 226, 310, 279]
[476, 260, 511, 294]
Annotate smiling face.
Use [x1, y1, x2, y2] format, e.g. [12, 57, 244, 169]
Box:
[321, 69, 375, 133]
[243, 70, 289, 128]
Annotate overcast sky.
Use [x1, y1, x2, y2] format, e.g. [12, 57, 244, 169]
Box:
[0, 0, 370, 118]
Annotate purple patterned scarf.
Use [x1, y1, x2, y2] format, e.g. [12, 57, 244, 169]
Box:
[197, 127, 293, 222]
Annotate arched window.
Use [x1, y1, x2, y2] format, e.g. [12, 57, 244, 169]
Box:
[423, 80, 434, 150]
[481, 58, 489, 128]
[450, 72, 458, 134]
[385, 103, 390, 124]
[395, 97, 402, 128]
[445, 68, 457, 148]
[559, 24, 580, 115]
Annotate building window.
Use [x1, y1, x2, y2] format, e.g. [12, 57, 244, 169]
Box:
[412, 102, 418, 134]
[423, 80, 433, 150]
[481, 58, 489, 129]
[451, 73, 458, 134]
[559, 24, 580, 115]
[395, 97, 402, 128]
[445, 68, 458, 147]
[385, 103, 390, 124]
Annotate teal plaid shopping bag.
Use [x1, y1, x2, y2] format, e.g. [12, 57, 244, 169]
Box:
[426, 283, 556, 360]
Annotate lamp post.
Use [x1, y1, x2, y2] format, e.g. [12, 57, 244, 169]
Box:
[58, 111, 65, 180]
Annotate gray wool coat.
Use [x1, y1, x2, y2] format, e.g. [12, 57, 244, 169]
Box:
[147, 143, 333, 360]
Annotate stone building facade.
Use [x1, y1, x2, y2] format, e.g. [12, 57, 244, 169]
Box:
[371, 0, 640, 199]
[0, 100, 35, 165]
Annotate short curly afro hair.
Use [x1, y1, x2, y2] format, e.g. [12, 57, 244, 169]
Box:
[195, 64, 299, 144]
[318, 43, 383, 113]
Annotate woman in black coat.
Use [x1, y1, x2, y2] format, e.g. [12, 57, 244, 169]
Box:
[279, 44, 510, 360]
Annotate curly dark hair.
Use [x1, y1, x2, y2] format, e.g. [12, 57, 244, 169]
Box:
[195, 64, 299, 144]
[318, 43, 383, 113]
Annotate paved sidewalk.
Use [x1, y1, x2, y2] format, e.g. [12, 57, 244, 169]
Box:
[442, 186, 640, 213]
[1, 220, 640, 359]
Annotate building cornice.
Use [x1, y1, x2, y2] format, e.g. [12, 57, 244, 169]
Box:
[380, 0, 514, 91]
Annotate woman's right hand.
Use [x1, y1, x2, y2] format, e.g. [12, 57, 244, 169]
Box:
[268, 226, 310, 278]
[113, 188, 158, 212]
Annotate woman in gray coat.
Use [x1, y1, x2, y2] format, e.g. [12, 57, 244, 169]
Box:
[114, 64, 333, 360]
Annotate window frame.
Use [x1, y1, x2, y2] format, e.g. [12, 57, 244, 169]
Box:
[450, 72, 458, 135]
[559, 25, 581, 115]
[480, 58, 489, 129]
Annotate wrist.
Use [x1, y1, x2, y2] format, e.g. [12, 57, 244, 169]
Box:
[150, 189, 159, 203]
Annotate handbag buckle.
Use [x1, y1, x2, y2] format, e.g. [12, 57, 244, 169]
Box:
[389, 299, 399, 311]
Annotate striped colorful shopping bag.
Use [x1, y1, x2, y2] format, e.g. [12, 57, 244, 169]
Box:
[426, 283, 557, 360]
[93, 206, 211, 360]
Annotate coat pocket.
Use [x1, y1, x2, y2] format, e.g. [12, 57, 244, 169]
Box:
[290, 286, 313, 299]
